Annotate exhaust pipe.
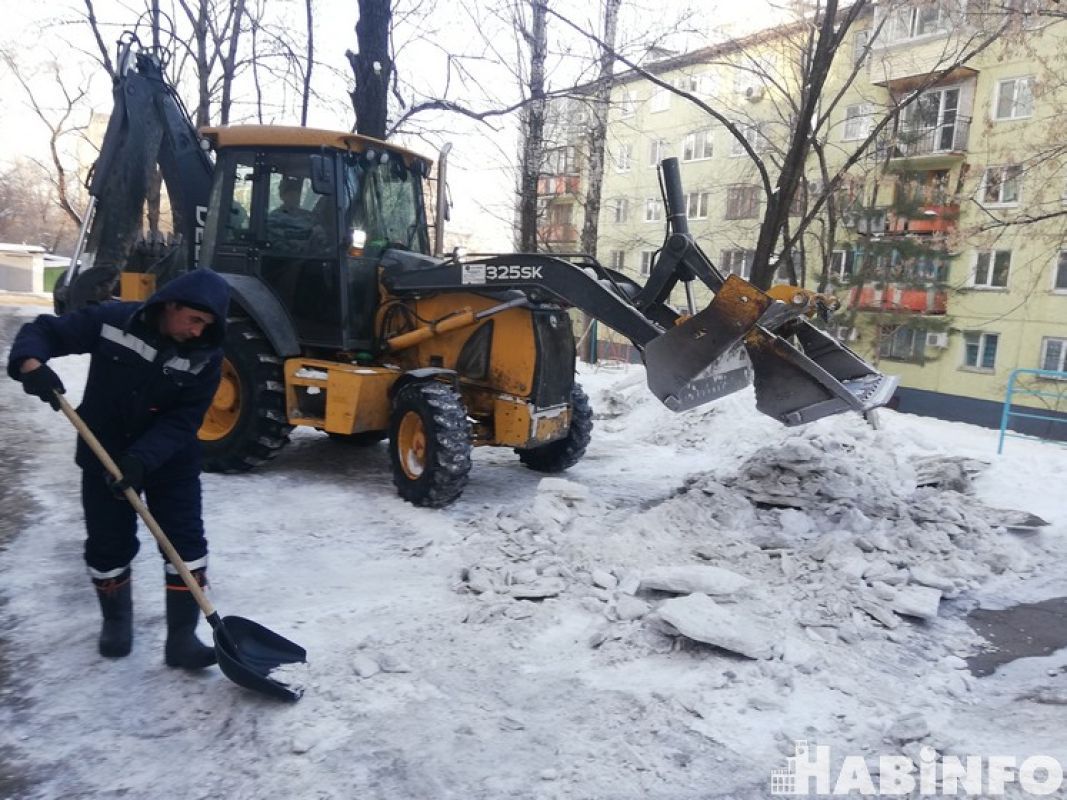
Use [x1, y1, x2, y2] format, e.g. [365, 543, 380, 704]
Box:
[434, 143, 453, 256]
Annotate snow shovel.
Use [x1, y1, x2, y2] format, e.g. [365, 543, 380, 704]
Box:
[56, 393, 307, 702]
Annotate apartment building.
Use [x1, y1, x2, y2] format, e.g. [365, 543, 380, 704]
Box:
[538, 2, 1067, 437]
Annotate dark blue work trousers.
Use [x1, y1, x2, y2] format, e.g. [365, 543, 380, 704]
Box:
[81, 445, 208, 575]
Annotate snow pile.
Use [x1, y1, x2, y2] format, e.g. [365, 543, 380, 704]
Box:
[458, 416, 1040, 655]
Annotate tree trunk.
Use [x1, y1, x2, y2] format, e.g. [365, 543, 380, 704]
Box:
[348, 0, 393, 139]
[579, 0, 621, 259]
[219, 0, 247, 125]
[301, 0, 314, 125]
[517, 0, 549, 252]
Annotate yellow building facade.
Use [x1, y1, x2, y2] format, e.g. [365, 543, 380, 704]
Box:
[578, 2, 1067, 435]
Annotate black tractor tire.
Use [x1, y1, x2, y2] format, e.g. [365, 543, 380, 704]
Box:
[200, 315, 294, 473]
[327, 430, 388, 446]
[388, 381, 473, 507]
[515, 383, 593, 473]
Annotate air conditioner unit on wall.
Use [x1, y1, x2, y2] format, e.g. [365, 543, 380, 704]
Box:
[925, 332, 949, 348]
[744, 84, 765, 102]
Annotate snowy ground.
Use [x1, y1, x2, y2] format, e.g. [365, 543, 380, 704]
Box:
[2, 302, 1067, 799]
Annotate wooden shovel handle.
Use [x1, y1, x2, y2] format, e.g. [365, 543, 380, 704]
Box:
[55, 392, 217, 618]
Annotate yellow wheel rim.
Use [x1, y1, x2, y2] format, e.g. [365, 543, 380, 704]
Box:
[397, 410, 427, 480]
[198, 358, 241, 441]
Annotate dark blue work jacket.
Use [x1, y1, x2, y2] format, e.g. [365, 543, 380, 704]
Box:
[8, 269, 230, 474]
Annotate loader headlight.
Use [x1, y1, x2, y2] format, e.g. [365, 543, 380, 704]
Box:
[349, 228, 367, 257]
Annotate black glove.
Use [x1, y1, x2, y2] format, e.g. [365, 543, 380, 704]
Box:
[106, 454, 146, 496]
[20, 364, 65, 411]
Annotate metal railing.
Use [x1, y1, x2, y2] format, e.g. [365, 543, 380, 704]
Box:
[998, 368, 1067, 453]
[895, 116, 971, 157]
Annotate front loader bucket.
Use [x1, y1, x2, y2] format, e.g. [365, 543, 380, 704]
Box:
[747, 322, 899, 426]
[643, 274, 898, 423]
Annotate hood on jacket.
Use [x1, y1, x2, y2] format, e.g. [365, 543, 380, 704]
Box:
[140, 268, 230, 348]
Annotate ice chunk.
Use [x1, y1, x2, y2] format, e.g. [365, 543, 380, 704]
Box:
[891, 585, 942, 620]
[640, 565, 752, 596]
[657, 593, 777, 659]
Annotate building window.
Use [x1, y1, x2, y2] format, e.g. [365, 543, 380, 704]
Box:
[682, 130, 714, 161]
[612, 198, 629, 223]
[681, 72, 715, 95]
[963, 331, 999, 371]
[730, 122, 766, 157]
[650, 85, 670, 113]
[1055, 251, 1067, 291]
[721, 249, 754, 279]
[829, 249, 854, 280]
[853, 29, 870, 66]
[879, 326, 926, 363]
[980, 165, 1022, 206]
[881, 2, 951, 43]
[972, 250, 1011, 289]
[686, 192, 709, 219]
[614, 143, 633, 172]
[640, 250, 656, 276]
[543, 146, 577, 176]
[644, 198, 663, 222]
[609, 250, 626, 270]
[994, 77, 1034, 121]
[548, 203, 573, 227]
[619, 90, 637, 119]
[648, 138, 668, 167]
[843, 104, 873, 141]
[1041, 337, 1067, 373]
[725, 185, 760, 219]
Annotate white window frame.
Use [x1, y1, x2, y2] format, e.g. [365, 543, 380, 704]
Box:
[843, 104, 873, 141]
[682, 129, 714, 162]
[730, 123, 764, 157]
[639, 250, 656, 276]
[650, 85, 670, 113]
[993, 76, 1034, 121]
[853, 29, 870, 66]
[880, 2, 951, 44]
[829, 249, 854, 281]
[1054, 251, 1067, 292]
[612, 198, 629, 224]
[686, 191, 710, 220]
[619, 90, 637, 119]
[971, 250, 1012, 289]
[721, 249, 754, 280]
[961, 331, 999, 372]
[1040, 337, 1067, 374]
[644, 198, 663, 222]
[648, 138, 668, 167]
[609, 250, 626, 270]
[980, 165, 1022, 206]
[614, 142, 633, 173]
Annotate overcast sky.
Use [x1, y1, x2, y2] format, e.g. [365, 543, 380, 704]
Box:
[0, 0, 786, 250]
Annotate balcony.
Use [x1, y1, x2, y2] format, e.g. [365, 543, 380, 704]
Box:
[537, 174, 581, 197]
[886, 118, 970, 170]
[539, 223, 578, 244]
[849, 284, 947, 315]
[888, 203, 959, 235]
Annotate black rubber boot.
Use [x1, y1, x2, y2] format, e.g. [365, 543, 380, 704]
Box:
[164, 569, 217, 670]
[92, 569, 133, 658]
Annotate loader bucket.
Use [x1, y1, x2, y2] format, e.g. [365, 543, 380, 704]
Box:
[642, 274, 898, 423]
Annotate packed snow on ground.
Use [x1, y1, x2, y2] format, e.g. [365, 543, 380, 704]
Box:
[2, 321, 1067, 799]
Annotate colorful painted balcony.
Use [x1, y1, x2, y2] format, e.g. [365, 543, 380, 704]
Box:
[537, 174, 581, 196]
[849, 284, 948, 315]
[888, 203, 959, 234]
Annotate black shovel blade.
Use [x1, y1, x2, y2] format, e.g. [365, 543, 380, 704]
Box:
[211, 614, 307, 702]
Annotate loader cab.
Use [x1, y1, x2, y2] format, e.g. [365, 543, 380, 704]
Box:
[199, 127, 432, 353]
